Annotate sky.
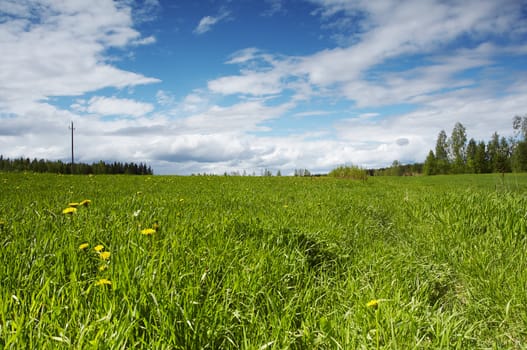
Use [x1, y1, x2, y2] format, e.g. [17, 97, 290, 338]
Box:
[0, 0, 526, 175]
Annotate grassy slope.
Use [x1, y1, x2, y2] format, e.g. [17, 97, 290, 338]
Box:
[1, 173, 526, 349]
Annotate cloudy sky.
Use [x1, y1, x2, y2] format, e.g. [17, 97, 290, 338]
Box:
[1, 0, 526, 175]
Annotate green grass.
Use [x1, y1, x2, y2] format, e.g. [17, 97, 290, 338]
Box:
[1, 173, 527, 349]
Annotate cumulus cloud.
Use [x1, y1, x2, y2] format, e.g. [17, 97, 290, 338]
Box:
[0, 0, 159, 115]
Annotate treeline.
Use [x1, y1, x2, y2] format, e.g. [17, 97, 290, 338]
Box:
[371, 160, 424, 176]
[0, 156, 153, 175]
[423, 114, 527, 175]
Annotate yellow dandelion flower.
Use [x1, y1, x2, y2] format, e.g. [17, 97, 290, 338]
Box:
[80, 199, 91, 206]
[140, 228, 156, 235]
[78, 243, 89, 251]
[62, 207, 77, 215]
[366, 299, 379, 308]
[99, 251, 111, 260]
[68, 202, 80, 207]
[99, 265, 108, 271]
[95, 278, 112, 286]
[94, 244, 104, 252]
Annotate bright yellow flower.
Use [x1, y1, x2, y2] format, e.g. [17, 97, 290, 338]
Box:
[99, 251, 111, 260]
[68, 202, 80, 207]
[78, 243, 89, 251]
[62, 207, 77, 214]
[94, 244, 104, 252]
[140, 228, 156, 235]
[80, 199, 91, 206]
[366, 299, 379, 308]
[95, 279, 112, 286]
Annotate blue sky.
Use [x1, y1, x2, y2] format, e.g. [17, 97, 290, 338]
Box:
[0, 0, 526, 174]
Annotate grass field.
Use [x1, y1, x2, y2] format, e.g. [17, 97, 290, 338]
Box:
[1, 172, 527, 349]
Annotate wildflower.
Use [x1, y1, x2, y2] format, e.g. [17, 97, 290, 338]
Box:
[78, 243, 89, 251]
[95, 278, 112, 286]
[80, 199, 91, 206]
[99, 251, 111, 260]
[366, 299, 379, 308]
[68, 202, 80, 207]
[94, 244, 104, 252]
[99, 265, 108, 271]
[140, 228, 156, 235]
[62, 207, 77, 215]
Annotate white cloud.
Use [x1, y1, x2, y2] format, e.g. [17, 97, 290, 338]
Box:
[0, 0, 159, 115]
[194, 10, 231, 34]
[208, 71, 284, 96]
[262, 0, 285, 17]
[156, 90, 176, 106]
[82, 96, 154, 117]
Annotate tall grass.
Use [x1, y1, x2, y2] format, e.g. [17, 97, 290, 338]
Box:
[1, 173, 526, 348]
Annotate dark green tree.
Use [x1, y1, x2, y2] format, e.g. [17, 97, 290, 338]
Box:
[474, 141, 489, 173]
[465, 138, 477, 173]
[423, 150, 437, 175]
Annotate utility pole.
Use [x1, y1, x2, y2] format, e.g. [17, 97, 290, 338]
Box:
[69, 121, 75, 174]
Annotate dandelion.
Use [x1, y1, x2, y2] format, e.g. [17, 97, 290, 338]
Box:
[80, 199, 91, 206]
[95, 278, 112, 286]
[99, 251, 111, 260]
[140, 228, 156, 235]
[62, 207, 77, 215]
[366, 299, 380, 308]
[68, 202, 80, 207]
[78, 243, 89, 251]
[94, 244, 104, 252]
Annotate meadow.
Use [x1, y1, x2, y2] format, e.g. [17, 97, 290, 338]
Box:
[1, 172, 526, 349]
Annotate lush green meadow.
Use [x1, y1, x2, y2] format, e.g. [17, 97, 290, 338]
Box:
[1, 173, 527, 349]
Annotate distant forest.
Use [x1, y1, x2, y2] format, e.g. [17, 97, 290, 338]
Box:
[422, 115, 527, 175]
[0, 156, 153, 175]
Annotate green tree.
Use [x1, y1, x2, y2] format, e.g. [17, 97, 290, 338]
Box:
[423, 150, 437, 175]
[512, 141, 527, 172]
[487, 132, 500, 172]
[449, 122, 467, 174]
[465, 138, 477, 173]
[474, 141, 489, 173]
[512, 114, 527, 172]
[435, 130, 450, 174]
